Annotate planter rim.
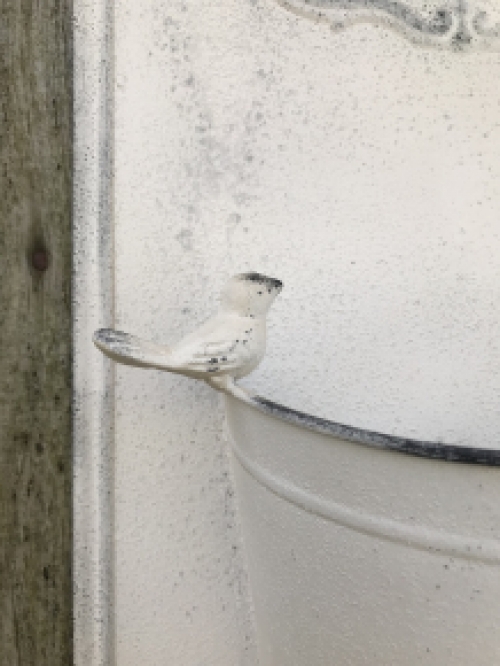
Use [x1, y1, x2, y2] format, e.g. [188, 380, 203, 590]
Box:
[228, 387, 500, 466]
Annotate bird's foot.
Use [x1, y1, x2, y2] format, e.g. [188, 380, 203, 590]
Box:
[205, 375, 254, 403]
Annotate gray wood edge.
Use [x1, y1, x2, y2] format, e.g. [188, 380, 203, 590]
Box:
[73, 1, 115, 664]
[0, 1, 73, 663]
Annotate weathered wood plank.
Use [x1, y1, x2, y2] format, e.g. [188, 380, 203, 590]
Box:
[0, 1, 72, 664]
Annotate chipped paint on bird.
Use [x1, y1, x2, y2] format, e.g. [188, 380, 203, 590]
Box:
[94, 273, 283, 387]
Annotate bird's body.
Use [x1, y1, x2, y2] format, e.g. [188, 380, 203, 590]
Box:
[93, 272, 282, 393]
[168, 311, 266, 379]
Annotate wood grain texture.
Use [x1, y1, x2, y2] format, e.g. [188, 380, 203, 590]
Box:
[0, 1, 72, 664]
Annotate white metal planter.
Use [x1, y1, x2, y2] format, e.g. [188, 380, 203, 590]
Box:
[226, 390, 500, 665]
[93, 280, 500, 664]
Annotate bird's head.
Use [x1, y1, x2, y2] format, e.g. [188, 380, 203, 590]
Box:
[221, 272, 283, 317]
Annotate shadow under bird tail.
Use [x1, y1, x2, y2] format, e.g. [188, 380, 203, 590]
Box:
[93, 328, 172, 370]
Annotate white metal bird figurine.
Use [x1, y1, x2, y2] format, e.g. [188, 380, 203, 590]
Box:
[93, 272, 283, 395]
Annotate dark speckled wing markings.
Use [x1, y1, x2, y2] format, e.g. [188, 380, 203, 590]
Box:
[276, 0, 500, 51]
[94, 325, 255, 377]
[167, 316, 256, 377]
[175, 338, 241, 375]
[93, 272, 283, 386]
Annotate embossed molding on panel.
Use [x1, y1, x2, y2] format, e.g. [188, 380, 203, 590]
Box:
[73, 0, 115, 664]
[276, 0, 500, 50]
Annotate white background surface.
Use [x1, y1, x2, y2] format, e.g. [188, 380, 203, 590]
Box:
[110, 0, 500, 663]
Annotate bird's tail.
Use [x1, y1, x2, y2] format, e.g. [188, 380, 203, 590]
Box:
[93, 328, 173, 371]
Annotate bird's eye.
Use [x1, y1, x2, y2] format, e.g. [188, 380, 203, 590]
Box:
[258, 291, 262, 295]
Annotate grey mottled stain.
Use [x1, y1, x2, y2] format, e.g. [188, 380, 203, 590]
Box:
[277, 0, 500, 50]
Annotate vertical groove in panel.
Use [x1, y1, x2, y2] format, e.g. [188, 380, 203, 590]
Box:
[73, 0, 115, 664]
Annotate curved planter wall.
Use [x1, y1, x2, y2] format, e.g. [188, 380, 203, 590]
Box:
[226, 392, 500, 665]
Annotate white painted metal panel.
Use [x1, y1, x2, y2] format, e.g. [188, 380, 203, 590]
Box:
[75, 0, 500, 663]
[115, 0, 500, 446]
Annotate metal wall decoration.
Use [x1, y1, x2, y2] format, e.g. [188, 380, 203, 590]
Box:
[275, 0, 500, 50]
[93, 273, 283, 398]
